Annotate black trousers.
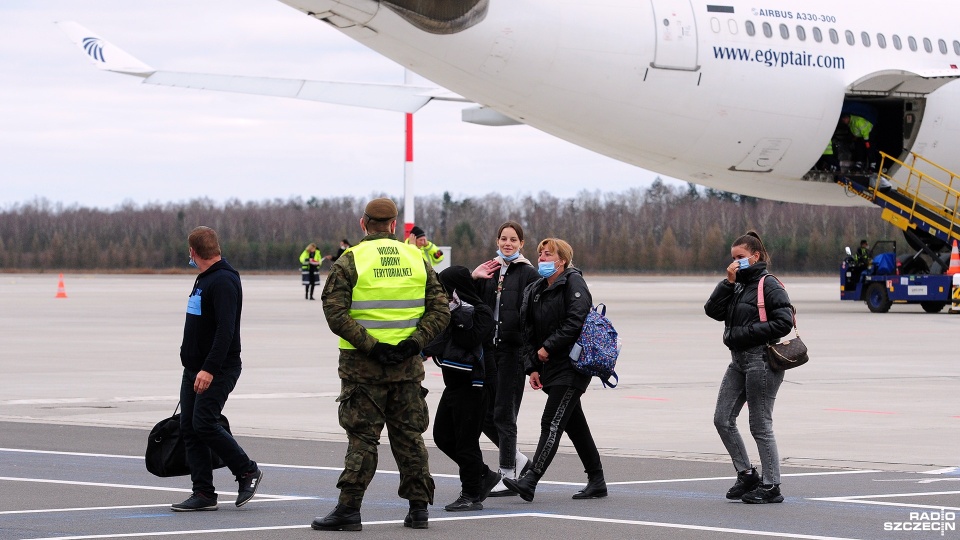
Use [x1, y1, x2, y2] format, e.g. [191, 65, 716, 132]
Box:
[529, 385, 602, 478]
[180, 366, 254, 495]
[434, 384, 489, 495]
[480, 346, 526, 470]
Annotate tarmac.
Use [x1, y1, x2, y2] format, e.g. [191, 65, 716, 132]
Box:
[1, 273, 959, 539]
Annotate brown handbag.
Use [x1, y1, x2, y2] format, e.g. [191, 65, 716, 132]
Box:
[757, 275, 809, 370]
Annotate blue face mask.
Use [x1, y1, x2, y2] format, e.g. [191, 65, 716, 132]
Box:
[497, 249, 520, 262]
[188, 256, 198, 268]
[538, 261, 557, 278]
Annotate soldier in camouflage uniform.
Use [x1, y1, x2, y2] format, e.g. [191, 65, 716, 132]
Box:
[312, 198, 450, 532]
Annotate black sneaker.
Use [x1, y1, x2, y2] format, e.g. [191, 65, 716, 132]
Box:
[236, 467, 263, 507]
[725, 467, 760, 500]
[171, 492, 218, 512]
[475, 469, 503, 503]
[444, 493, 482, 512]
[741, 484, 784, 504]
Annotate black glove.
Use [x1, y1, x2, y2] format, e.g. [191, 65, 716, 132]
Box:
[396, 339, 421, 359]
[371, 342, 400, 365]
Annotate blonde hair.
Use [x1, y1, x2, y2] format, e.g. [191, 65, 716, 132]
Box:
[306, 243, 317, 251]
[537, 238, 573, 268]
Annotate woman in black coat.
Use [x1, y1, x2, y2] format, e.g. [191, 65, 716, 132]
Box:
[503, 238, 606, 502]
[471, 221, 540, 495]
[704, 231, 794, 504]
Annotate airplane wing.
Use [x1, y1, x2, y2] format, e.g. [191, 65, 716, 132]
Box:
[55, 21, 467, 114]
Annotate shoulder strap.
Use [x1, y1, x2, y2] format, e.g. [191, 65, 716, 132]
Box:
[757, 274, 799, 334]
[757, 275, 769, 322]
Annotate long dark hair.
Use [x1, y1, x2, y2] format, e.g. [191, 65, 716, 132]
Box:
[732, 230, 771, 265]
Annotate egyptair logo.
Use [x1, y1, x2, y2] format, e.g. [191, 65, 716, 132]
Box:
[82, 37, 105, 62]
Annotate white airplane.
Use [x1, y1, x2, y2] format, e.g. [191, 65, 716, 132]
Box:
[58, 1, 960, 214]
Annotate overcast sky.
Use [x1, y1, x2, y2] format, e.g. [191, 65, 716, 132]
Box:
[2, 0, 672, 210]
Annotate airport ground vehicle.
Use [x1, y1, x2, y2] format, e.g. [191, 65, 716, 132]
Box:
[840, 240, 953, 313]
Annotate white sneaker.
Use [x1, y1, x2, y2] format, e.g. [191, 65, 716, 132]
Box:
[516, 452, 531, 476]
[487, 468, 516, 497]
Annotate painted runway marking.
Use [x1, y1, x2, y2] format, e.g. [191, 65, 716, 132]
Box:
[812, 490, 960, 512]
[1, 447, 881, 487]
[823, 408, 895, 415]
[1, 392, 338, 406]
[0, 496, 310, 516]
[605, 469, 880, 486]
[21, 512, 872, 540]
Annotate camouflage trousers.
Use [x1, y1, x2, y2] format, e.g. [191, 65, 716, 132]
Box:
[335, 380, 434, 507]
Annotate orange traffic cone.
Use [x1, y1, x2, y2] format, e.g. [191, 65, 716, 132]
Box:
[948, 240, 960, 276]
[55, 273, 68, 298]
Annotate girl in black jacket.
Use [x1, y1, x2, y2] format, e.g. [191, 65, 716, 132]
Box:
[424, 266, 501, 511]
[503, 238, 607, 502]
[471, 221, 540, 495]
[704, 231, 794, 504]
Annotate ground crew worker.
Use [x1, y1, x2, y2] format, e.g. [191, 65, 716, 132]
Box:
[815, 140, 838, 172]
[312, 197, 450, 532]
[407, 225, 444, 267]
[299, 243, 321, 300]
[854, 240, 870, 267]
[841, 113, 876, 170]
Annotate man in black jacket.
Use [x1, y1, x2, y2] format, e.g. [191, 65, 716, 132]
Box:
[173, 226, 263, 512]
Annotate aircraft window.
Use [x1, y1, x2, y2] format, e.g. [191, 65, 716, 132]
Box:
[877, 33, 887, 49]
[762, 22, 772, 38]
[796, 26, 806, 41]
[745, 20, 755, 36]
[908, 36, 917, 51]
[923, 38, 932, 53]
[893, 35, 902, 50]
[728, 19, 738, 34]
[779, 24, 789, 39]
[861, 32, 871, 47]
[845, 30, 855, 46]
[829, 29, 839, 44]
[939, 39, 948, 54]
[711, 17, 720, 33]
[954, 40, 960, 55]
[813, 27, 823, 42]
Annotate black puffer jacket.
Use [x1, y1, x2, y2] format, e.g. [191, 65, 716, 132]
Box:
[423, 300, 494, 387]
[704, 263, 795, 351]
[520, 267, 592, 391]
[476, 259, 540, 348]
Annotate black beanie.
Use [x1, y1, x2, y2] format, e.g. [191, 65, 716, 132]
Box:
[411, 226, 426, 238]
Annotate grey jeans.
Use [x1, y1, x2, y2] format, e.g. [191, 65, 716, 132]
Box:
[713, 346, 785, 485]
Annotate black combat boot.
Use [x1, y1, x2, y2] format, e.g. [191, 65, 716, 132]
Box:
[311, 504, 362, 531]
[502, 469, 541, 502]
[726, 467, 760, 500]
[572, 470, 608, 499]
[404, 500, 429, 529]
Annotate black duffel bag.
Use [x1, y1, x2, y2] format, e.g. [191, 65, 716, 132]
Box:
[145, 402, 231, 477]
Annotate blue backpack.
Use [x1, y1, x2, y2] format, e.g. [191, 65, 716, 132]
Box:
[570, 303, 621, 388]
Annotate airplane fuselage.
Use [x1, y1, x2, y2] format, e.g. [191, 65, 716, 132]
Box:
[279, 0, 960, 206]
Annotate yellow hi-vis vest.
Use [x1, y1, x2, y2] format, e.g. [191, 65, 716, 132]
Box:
[339, 238, 427, 350]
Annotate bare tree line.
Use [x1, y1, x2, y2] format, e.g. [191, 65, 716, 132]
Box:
[0, 182, 899, 273]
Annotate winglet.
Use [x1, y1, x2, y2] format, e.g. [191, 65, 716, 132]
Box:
[56, 21, 154, 76]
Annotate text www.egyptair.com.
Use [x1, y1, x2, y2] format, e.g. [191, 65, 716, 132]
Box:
[712, 46, 846, 69]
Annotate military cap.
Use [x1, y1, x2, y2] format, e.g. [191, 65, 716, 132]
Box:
[363, 197, 398, 221]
